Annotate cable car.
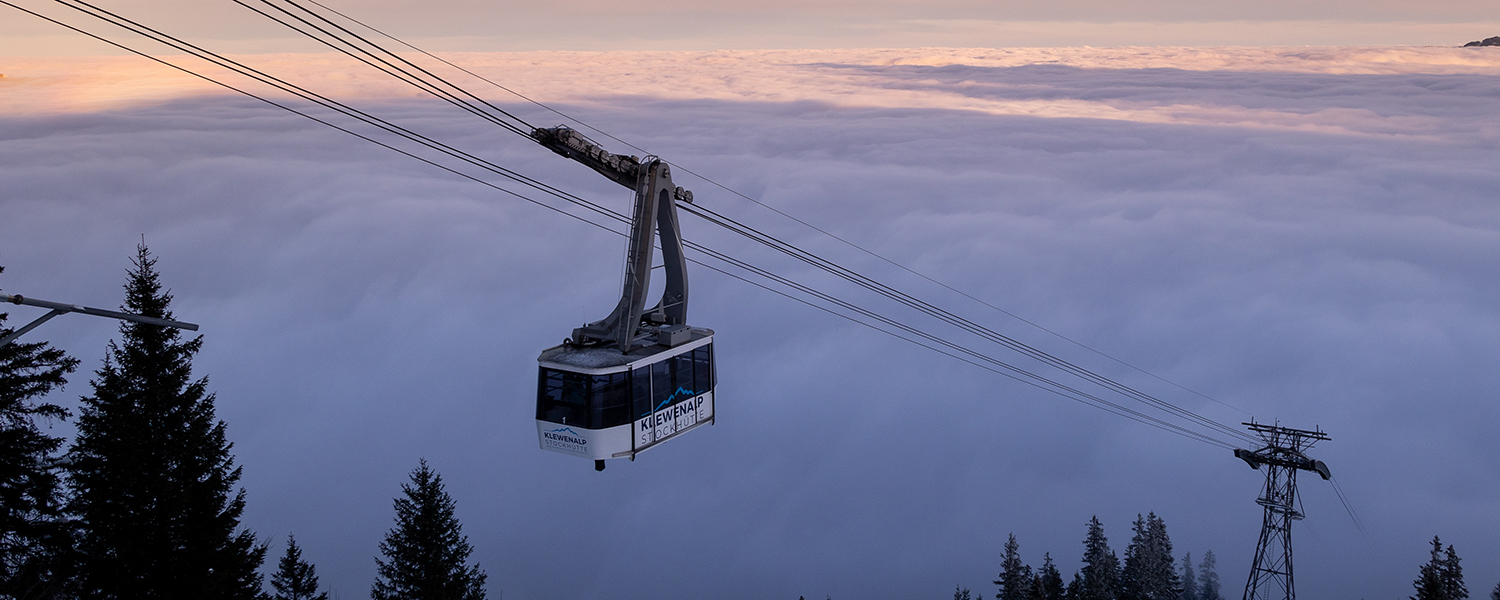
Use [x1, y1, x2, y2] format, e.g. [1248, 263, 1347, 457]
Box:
[532, 126, 716, 470]
[536, 328, 715, 466]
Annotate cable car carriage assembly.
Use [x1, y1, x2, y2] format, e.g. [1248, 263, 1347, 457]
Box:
[532, 127, 716, 471]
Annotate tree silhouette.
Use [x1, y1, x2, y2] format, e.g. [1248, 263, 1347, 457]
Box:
[1036, 553, 1065, 600]
[372, 459, 487, 600]
[1179, 552, 1198, 600]
[1071, 516, 1120, 600]
[0, 264, 81, 599]
[67, 245, 265, 599]
[1197, 551, 1221, 600]
[1121, 513, 1179, 600]
[270, 535, 327, 600]
[996, 533, 1032, 600]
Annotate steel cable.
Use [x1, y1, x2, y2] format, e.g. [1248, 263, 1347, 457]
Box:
[8, 0, 1245, 449]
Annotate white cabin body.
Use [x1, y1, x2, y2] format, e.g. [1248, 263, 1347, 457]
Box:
[535, 328, 715, 461]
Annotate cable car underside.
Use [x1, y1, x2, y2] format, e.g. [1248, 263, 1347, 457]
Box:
[532, 127, 716, 471]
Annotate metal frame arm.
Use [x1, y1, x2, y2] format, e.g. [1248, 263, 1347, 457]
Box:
[535, 126, 696, 352]
[1, 291, 199, 346]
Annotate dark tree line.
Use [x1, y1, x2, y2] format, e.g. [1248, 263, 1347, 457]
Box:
[1, 250, 487, 599]
[988, 514, 1222, 600]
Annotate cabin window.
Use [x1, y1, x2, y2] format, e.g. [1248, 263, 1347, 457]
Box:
[631, 366, 651, 420]
[672, 352, 695, 398]
[537, 368, 588, 426]
[650, 360, 673, 412]
[539, 368, 633, 429]
[594, 372, 630, 429]
[692, 343, 713, 394]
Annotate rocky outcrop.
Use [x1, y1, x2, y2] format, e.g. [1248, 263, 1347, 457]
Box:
[1463, 36, 1500, 47]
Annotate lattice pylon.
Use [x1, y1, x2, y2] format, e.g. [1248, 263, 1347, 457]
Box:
[1235, 422, 1328, 600]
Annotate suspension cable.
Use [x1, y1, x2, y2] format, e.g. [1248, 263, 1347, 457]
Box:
[281, 0, 1252, 421]
[233, 0, 1256, 444]
[6, 0, 1246, 449]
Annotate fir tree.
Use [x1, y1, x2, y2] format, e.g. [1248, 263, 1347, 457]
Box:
[955, 586, 974, 600]
[372, 459, 487, 600]
[0, 264, 81, 599]
[1488, 580, 1498, 600]
[1414, 537, 1448, 600]
[1121, 513, 1179, 600]
[66, 245, 266, 599]
[270, 535, 327, 600]
[1179, 553, 1198, 600]
[1441, 543, 1467, 600]
[1197, 551, 1221, 600]
[1075, 516, 1120, 600]
[1037, 553, 1066, 600]
[996, 533, 1033, 600]
[1413, 537, 1467, 600]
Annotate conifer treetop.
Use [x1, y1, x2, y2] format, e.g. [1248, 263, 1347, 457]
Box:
[372, 459, 487, 600]
[1198, 550, 1222, 600]
[67, 244, 266, 599]
[271, 535, 328, 600]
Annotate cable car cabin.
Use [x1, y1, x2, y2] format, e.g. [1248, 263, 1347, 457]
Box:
[536, 328, 715, 466]
[531, 127, 713, 470]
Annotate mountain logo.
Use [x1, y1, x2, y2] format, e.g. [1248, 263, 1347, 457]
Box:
[655, 387, 697, 411]
[542, 426, 587, 446]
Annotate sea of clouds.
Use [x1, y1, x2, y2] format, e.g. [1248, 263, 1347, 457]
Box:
[3, 45, 1499, 599]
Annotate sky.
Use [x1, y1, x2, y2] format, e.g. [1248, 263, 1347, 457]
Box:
[4, 0, 1500, 53]
[3, 2, 1500, 600]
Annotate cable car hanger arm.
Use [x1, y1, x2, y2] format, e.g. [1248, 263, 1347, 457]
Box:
[532, 126, 696, 351]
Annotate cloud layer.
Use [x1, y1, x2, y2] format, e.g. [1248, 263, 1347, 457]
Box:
[3, 46, 1499, 599]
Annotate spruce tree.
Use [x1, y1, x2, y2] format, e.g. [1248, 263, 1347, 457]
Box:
[66, 245, 266, 599]
[270, 535, 327, 600]
[1120, 514, 1148, 600]
[1179, 553, 1198, 600]
[1075, 516, 1120, 600]
[1120, 513, 1178, 600]
[0, 264, 81, 599]
[1196, 551, 1221, 600]
[955, 586, 974, 600]
[1037, 553, 1066, 600]
[1441, 543, 1467, 600]
[1413, 536, 1447, 600]
[996, 533, 1033, 600]
[372, 459, 487, 600]
[1488, 580, 1498, 600]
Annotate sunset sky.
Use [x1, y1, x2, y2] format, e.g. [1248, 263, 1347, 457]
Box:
[3, 1, 1499, 599]
[4, 0, 1500, 54]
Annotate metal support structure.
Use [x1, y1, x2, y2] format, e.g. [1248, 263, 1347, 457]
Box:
[533, 126, 695, 352]
[1, 291, 199, 346]
[1234, 422, 1331, 600]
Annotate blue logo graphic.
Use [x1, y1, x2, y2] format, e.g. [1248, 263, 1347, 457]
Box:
[655, 387, 697, 411]
[547, 427, 582, 436]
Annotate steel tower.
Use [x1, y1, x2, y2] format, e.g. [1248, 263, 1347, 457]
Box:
[1233, 422, 1331, 600]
